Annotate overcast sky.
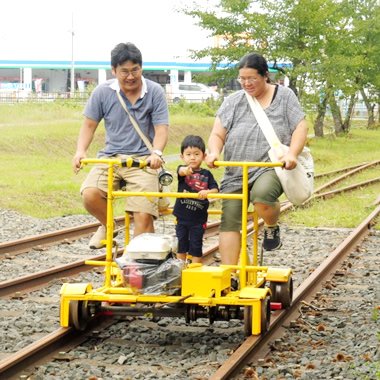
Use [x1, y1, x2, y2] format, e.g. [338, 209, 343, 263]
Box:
[0, 0, 213, 63]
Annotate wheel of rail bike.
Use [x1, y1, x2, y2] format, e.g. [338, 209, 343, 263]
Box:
[69, 300, 90, 331]
[269, 277, 293, 309]
[243, 295, 271, 336]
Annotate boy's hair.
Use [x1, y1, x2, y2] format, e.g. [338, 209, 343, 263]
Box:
[180, 135, 206, 154]
[111, 42, 142, 68]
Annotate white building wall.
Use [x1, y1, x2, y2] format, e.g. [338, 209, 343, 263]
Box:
[183, 71, 192, 83]
[31, 69, 68, 92]
[98, 69, 107, 84]
[169, 69, 178, 85]
[23, 68, 32, 91]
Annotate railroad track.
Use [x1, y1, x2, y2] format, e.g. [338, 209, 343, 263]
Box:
[3, 167, 376, 298]
[0, 161, 379, 379]
[211, 203, 380, 379]
[0, 221, 220, 297]
[1, 206, 378, 379]
[1, 160, 378, 259]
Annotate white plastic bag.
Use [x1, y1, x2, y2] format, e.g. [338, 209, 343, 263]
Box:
[268, 144, 314, 206]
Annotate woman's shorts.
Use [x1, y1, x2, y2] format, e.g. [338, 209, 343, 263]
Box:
[220, 170, 283, 232]
[80, 155, 159, 218]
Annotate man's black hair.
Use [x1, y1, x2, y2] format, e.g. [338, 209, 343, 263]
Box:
[180, 135, 206, 154]
[111, 42, 142, 68]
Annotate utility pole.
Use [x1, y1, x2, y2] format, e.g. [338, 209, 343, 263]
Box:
[70, 13, 75, 97]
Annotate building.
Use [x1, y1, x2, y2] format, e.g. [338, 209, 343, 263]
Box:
[0, 59, 225, 94]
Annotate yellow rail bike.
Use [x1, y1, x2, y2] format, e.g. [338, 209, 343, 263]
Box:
[60, 157, 293, 336]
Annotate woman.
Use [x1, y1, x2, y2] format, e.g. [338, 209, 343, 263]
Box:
[206, 52, 308, 265]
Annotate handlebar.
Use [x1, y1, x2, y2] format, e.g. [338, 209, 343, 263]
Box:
[213, 160, 284, 168]
[121, 157, 148, 168]
[81, 157, 148, 168]
[80, 157, 173, 186]
[81, 158, 284, 169]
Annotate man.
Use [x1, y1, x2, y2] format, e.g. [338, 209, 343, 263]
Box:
[72, 42, 169, 249]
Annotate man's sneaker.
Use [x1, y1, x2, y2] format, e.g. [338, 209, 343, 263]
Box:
[89, 225, 118, 249]
[263, 225, 282, 251]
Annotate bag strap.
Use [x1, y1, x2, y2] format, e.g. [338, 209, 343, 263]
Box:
[116, 90, 153, 152]
[244, 91, 282, 149]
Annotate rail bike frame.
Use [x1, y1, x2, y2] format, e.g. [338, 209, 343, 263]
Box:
[60, 157, 293, 335]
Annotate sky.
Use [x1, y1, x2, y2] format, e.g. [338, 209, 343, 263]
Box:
[0, 0, 214, 63]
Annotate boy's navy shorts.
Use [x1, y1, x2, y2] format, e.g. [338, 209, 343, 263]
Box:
[175, 223, 206, 258]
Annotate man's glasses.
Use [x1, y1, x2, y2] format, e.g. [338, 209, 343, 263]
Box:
[118, 67, 141, 78]
[237, 77, 260, 85]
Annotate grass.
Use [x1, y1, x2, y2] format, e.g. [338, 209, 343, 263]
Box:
[0, 102, 379, 228]
[286, 129, 380, 228]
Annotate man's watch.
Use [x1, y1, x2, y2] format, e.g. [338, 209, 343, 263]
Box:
[152, 149, 163, 157]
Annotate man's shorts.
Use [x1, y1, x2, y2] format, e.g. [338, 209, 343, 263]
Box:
[220, 169, 283, 232]
[175, 222, 206, 258]
[80, 155, 159, 218]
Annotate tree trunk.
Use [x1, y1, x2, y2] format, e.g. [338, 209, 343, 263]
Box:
[288, 76, 299, 97]
[342, 93, 356, 132]
[360, 88, 375, 128]
[328, 94, 344, 134]
[314, 95, 327, 137]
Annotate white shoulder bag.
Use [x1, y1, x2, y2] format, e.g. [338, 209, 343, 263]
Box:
[244, 91, 314, 206]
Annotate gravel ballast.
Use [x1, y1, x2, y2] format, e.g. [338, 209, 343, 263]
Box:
[0, 209, 378, 379]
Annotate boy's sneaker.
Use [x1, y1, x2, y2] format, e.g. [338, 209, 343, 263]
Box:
[89, 225, 118, 249]
[263, 225, 282, 251]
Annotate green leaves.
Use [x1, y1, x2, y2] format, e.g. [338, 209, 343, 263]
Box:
[184, 0, 380, 130]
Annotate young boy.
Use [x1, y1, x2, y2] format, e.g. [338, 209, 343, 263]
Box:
[173, 135, 219, 263]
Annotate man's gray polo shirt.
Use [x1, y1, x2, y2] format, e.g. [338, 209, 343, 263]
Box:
[84, 77, 169, 157]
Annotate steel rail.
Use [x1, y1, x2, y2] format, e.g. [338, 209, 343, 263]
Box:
[2, 170, 378, 297]
[313, 160, 380, 194]
[2, 160, 378, 258]
[0, 243, 219, 298]
[3, 206, 377, 380]
[313, 161, 374, 178]
[209, 204, 380, 380]
[1, 188, 378, 378]
[0, 253, 107, 297]
[0, 318, 117, 379]
[0, 327, 75, 378]
[0, 216, 125, 257]
[0, 212, 218, 258]
[313, 177, 380, 199]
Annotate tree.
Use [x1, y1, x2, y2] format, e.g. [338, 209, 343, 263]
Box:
[347, 0, 380, 128]
[182, 0, 275, 83]
[183, 0, 380, 134]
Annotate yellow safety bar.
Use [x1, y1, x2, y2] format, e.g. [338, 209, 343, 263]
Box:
[80, 158, 283, 289]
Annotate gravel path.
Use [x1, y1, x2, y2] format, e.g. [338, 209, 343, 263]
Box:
[0, 209, 378, 379]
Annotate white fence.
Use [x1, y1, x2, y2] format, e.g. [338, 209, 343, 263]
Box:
[0, 90, 88, 104]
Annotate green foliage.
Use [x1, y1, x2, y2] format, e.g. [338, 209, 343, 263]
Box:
[169, 98, 221, 117]
[183, 0, 380, 129]
[1, 103, 379, 226]
[373, 307, 378, 322]
[285, 127, 380, 228]
[0, 102, 83, 125]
